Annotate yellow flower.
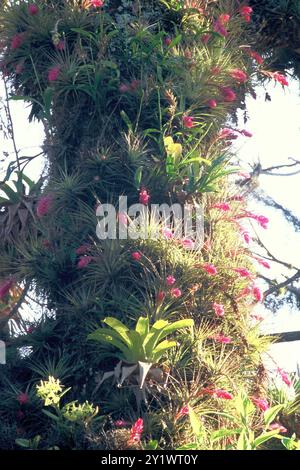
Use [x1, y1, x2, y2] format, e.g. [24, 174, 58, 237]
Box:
[164, 136, 183, 158]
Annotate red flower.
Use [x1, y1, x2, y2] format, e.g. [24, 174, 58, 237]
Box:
[170, 288, 182, 298]
[131, 251, 142, 262]
[277, 368, 292, 387]
[166, 275, 176, 286]
[218, 14, 230, 24]
[181, 238, 195, 250]
[17, 393, 29, 405]
[273, 72, 289, 87]
[128, 418, 144, 444]
[240, 129, 253, 137]
[89, 0, 104, 7]
[218, 128, 237, 140]
[251, 397, 269, 412]
[221, 87, 236, 102]
[76, 245, 91, 255]
[255, 258, 270, 269]
[202, 388, 233, 400]
[36, 194, 54, 217]
[212, 302, 225, 318]
[229, 69, 248, 83]
[233, 268, 253, 279]
[175, 405, 189, 421]
[77, 256, 93, 269]
[55, 40, 66, 51]
[162, 227, 173, 239]
[11, 33, 26, 50]
[156, 291, 166, 304]
[48, 65, 61, 82]
[248, 50, 263, 65]
[139, 189, 150, 205]
[183, 116, 194, 128]
[207, 99, 217, 108]
[28, 4, 39, 15]
[0, 278, 14, 300]
[114, 419, 130, 427]
[239, 5, 253, 23]
[214, 20, 228, 37]
[211, 202, 231, 212]
[164, 37, 172, 46]
[252, 285, 263, 302]
[203, 263, 217, 275]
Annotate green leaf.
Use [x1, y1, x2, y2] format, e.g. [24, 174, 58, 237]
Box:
[188, 407, 203, 438]
[15, 438, 31, 448]
[120, 111, 133, 131]
[158, 319, 194, 341]
[211, 428, 242, 442]
[87, 330, 130, 358]
[252, 430, 280, 449]
[135, 317, 149, 340]
[152, 339, 177, 362]
[0, 183, 19, 203]
[134, 167, 143, 189]
[237, 430, 251, 450]
[102, 317, 132, 347]
[263, 404, 284, 426]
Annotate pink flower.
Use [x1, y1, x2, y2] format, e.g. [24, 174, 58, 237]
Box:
[0, 278, 14, 300]
[248, 50, 263, 65]
[162, 227, 173, 239]
[156, 291, 166, 304]
[203, 263, 217, 275]
[164, 37, 172, 46]
[131, 251, 142, 262]
[221, 87, 236, 102]
[17, 393, 29, 405]
[11, 33, 26, 50]
[277, 368, 292, 388]
[175, 405, 189, 421]
[239, 5, 253, 23]
[229, 69, 248, 83]
[170, 288, 182, 298]
[212, 334, 232, 344]
[36, 194, 54, 217]
[255, 258, 271, 269]
[75, 245, 91, 255]
[128, 418, 143, 444]
[273, 72, 289, 87]
[213, 302, 225, 318]
[201, 388, 233, 400]
[252, 397, 269, 412]
[166, 275, 176, 286]
[55, 40, 66, 51]
[256, 215, 269, 229]
[207, 99, 217, 108]
[114, 419, 130, 427]
[48, 65, 61, 82]
[233, 268, 253, 279]
[119, 83, 130, 93]
[211, 202, 231, 212]
[181, 238, 195, 250]
[269, 423, 287, 433]
[214, 20, 228, 37]
[89, 0, 104, 7]
[28, 4, 39, 15]
[240, 129, 253, 137]
[237, 285, 252, 299]
[183, 116, 194, 128]
[218, 128, 237, 140]
[77, 256, 93, 269]
[218, 14, 230, 24]
[252, 286, 263, 302]
[241, 229, 251, 244]
[139, 189, 150, 205]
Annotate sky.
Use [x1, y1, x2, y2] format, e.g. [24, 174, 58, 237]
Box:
[1, 77, 300, 372]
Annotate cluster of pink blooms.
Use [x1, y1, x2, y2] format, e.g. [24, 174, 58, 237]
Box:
[28, 4, 39, 15]
[229, 68, 248, 83]
[239, 5, 253, 23]
[131, 251, 142, 262]
[77, 256, 93, 269]
[207, 98, 217, 108]
[86, 0, 104, 8]
[114, 419, 131, 427]
[277, 368, 292, 387]
[139, 188, 150, 205]
[211, 333, 232, 344]
[202, 263, 218, 275]
[48, 65, 61, 82]
[238, 284, 263, 303]
[0, 278, 15, 301]
[251, 397, 269, 411]
[233, 267, 254, 279]
[248, 50, 263, 65]
[212, 302, 225, 317]
[75, 244, 91, 256]
[11, 33, 26, 50]
[36, 193, 54, 218]
[210, 202, 231, 212]
[220, 87, 236, 102]
[181, 238, 195, 250]
[128, 418, 144, 445]
[175, 404, 189, 421]
[272, 72, 289, 87]
[201, 387, 233, 400]
[235, 211, 269, 229]
[252, 256, 271, 269]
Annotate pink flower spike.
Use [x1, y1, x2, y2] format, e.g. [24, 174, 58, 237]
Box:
[128, 418, 143, 444]
[36, 194, 54, 217]
[139, 189, 150, 205]
[131, 251, 142, 262]
[269, 423, 287, 433]
[17, 393, 29, 405]
[255, 258, 271, 269]
[114, 419, 130, 428]
[77, 256, 93, 269]
[218, 14, 230, 25]
[175, 405, 189, 421]
[0, 278, 14, 300]
[166, 275, 176, 286]
[248, 50, 263, 65]
[157, 291, 166, 304]
[240, 6, 253, 22]
[211, 202, 231, 212]
[28, 4, 39, 15]
[240, 129, 253, 137]
[251, 397, 269, 412]
[183, 115, 194, 128]
[221, 87, 236, 102]
[170, 288, 182, 298]
[48, 65, 61, 82]
[162, 227, 173, 239]
[229, 69, 248, 83]
[218, 128, 237, 140]
[207, 99, 217, 108]
[164, 37, 172, 46]
[90, 0, 104, 7]
[213, 20, 228, 37]
[233, 268, 253, 279]
[75, 245, 91, 256]
[253, 286, 263, 302]
[212, 334, 232, 344]
[277, 368, 292, 388]
[203, 263, 217, 275]
[213, 302, 225, 318]
[215, 389, 233, 400]
[181, 238, 195, 250]
[11, 33, 26, 50]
